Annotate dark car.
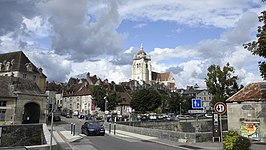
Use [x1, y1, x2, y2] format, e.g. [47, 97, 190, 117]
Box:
[81, 122, 105, 136]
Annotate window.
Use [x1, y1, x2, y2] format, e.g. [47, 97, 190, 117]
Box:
[0, 110, 6, 121]
[0, 101, 7, 106]
[23, 74, 27, 78]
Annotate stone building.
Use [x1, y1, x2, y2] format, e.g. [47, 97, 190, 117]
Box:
[132, 44, 175, 90]
[0, 51, 47, 92]
[226, 82, 266, 142]
[0, 76, 47, 125]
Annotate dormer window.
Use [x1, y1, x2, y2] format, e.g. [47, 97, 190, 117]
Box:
[5, 61, 10, 71]
[25, 63, 33, 72]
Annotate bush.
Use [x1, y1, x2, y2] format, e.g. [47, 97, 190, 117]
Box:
[223, 130, 251, 150]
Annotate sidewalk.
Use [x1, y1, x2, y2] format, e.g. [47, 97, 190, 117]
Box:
[107, 130, 266, 150]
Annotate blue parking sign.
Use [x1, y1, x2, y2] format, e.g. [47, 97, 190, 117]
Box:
[192, 99, 202, 109]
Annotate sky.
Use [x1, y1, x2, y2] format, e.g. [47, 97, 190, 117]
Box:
[0, 0, 265, 89]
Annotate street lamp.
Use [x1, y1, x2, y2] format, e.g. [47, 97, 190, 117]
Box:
[104, 96, 108, 121]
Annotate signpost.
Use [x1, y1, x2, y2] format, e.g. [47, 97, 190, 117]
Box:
[188, 110, 206, 114]
[213, 102, 227, 143]
[214, 102, 226, 115]
[192, 99, 202, 109]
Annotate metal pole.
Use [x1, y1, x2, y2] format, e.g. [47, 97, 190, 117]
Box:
[220, 114, 223, 143]
[50, 111, 54, 150]
[114, 117, 116, 135]
[73, 123, 75, 136]
[71, 123, 73, 134]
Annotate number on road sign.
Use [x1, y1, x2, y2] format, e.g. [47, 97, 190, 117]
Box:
[214, 102, 226, 114]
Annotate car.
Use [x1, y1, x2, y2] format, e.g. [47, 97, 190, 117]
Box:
[204, 114, 213, 118]
[66, 112, 72, 118]
[81, 121, 105, 136]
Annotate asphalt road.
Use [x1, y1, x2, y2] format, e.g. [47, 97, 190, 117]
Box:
[54, 116, 184, 150]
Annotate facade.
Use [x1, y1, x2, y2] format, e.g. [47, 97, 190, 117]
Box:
[178, 84, 213, 111]
[63, 81, 95, 115]
[132, 44, 152, 84]
[132, 45, 175, 90]
[0, 51, 47, 92]
[0, 76, 47, 125]
[226, 82, 266, 142]
[196, 90, 213, 111]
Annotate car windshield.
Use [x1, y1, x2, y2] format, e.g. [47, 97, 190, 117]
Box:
[87, 122, 101, 128]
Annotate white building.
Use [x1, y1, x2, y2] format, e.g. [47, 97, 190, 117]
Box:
[132, 44, 152, 84]
[132, 44, 175, 90]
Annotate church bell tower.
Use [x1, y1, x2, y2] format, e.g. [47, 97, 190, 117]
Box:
[132, 44, 152, 84]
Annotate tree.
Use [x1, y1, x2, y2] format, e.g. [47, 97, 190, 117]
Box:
[243, 10, 266, 80]
[181, 96, 195, 114]
[205, 63, 238, 104]
[92, 85, 106, 111]
[106, 91, 122, 111]
[92, 85, 121, 111]
[130, 89, 162, 113]
[167, 92, 182, 114]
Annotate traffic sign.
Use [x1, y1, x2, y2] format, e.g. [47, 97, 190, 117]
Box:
[214, 102, 226, 114]
[192, 99, 202, 109]
[188, 109, 206, 114]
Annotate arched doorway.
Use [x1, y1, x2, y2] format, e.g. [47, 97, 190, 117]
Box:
[22, 102, 40, 124]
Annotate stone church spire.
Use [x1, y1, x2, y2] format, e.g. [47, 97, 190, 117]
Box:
[132, 44, 152, 84]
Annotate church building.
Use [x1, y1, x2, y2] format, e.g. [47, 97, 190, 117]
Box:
[132, 45, 175, 90]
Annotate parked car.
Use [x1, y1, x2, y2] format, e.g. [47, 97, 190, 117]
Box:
[48, 114, 61, 122]
[81, 121, 105, 136]
[66, 112, 72, 118]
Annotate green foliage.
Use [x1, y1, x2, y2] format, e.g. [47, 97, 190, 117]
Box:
[92, 85, 122, 111]
[244, 10, 266, 80]
[167, 92, 182, 113]
[92, 85, 107, 111]
[223, 130, 251, 150]
[130, 89, 162, 113]
[205, 63, 238, 105]
[106, 90, 122, 111]
[182, 96, 194, 113]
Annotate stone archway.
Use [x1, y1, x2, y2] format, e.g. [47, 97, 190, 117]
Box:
[22, 102, 40, 124]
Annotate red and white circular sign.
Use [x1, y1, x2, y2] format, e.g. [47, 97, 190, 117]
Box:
[214, 102, 226, 114]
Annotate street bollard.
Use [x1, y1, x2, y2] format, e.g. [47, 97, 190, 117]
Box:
[109, 123, 111, 133]
[71, 123, 73, 134]
[114, 123, 116, 135]
[114, 117, 116, 135]
[73, 123, 75, 136]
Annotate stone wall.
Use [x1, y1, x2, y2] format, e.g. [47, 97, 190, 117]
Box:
[0, 124, 57, 150]
[110, 123, 213, 143]
[0, 124, 44, 147]
[119, 119, 228, 132]
[112, 119, 228, 143]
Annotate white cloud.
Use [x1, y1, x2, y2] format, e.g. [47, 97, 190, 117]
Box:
[69, 59, 131, 84]
[119, 0, 265, 28]
[149, 47, 198, 62]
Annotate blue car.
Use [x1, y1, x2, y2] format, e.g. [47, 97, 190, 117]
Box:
[81, 122, 105, 136]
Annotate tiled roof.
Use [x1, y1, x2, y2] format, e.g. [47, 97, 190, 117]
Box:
[0, 76, 44, 97]
[0, 51, 46, 77]
[226, 82, 266, 102]
[64, 83, 93, 96]
[89, 75, 98, 84]
[152, 72, 171, 81]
